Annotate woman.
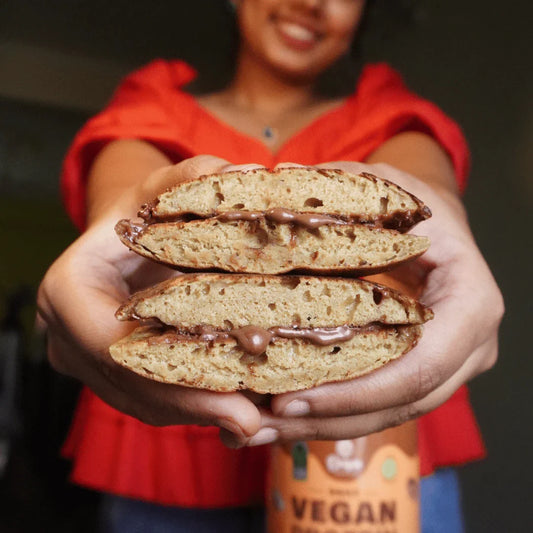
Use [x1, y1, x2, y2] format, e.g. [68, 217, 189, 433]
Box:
[37, 1, 503, 531]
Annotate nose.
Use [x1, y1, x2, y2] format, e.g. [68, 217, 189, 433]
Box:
[289, 0, 325, 19]
[290, 0, 324, 10]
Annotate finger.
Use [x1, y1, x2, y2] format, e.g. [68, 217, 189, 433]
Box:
[220, 425, 279, 449]
[43, 268, 264, 435]
[49, 327, 262, 436]
[251, 337, 497, 443]
[47, 298, 263, 437]
[221, 163, 266, 173]
[273, 162, 306, 170]
[270, 271, 482, 419]
[110, 365, 263, 435]
[316, 161, 371, 175]
[140, 155, 233, 199]
[42, 276, 132, 358]
[220, 407, 277, 448]
[123, 261, 182, 293]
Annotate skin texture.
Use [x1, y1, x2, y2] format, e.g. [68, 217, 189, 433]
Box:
[37, 0, 503, 447]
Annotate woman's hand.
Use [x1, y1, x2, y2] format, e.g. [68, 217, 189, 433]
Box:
[39, 149, 503, 447]
[37, 155, 265, 439]
[221, 160, 504, 447]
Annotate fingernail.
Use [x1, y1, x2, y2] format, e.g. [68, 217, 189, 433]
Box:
[222, 164, 265, 173]
[247, 427, 279, 447]
[283, 400, 310, 417]
[274, 162, 306, 169]
[219, 418, 245, 438]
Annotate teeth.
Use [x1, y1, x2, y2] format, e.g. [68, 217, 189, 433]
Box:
[278, 22, 316, 42]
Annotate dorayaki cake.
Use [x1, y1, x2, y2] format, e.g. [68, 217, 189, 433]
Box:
[110, 274, 432, 393]
[115, 167, 431, 275]
[109, 167, 433, 393]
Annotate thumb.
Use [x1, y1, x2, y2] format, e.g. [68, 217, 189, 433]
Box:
[138, 155, 233, 203]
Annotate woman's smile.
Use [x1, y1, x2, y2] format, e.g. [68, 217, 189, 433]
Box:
[236, 0, 365, 82]
[274, 17, 323, 51]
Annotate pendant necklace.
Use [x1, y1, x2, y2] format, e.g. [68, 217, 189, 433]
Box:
[262, 125, 278, 144]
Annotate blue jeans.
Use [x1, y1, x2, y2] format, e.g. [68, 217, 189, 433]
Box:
[101, 469, 464, 533]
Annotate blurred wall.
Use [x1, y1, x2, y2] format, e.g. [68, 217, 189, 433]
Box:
[0, 1, 530, 531]
[380, 4, 532, 533]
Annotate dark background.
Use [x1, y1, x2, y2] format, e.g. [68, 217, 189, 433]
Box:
[0, 1, 531, 531]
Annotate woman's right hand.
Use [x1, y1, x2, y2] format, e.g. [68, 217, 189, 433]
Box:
[37, 155, 263, 438]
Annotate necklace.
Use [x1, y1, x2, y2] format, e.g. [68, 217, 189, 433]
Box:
[262, 125, 278, 143]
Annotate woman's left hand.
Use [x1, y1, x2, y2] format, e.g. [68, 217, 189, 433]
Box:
[220, 160, 504, 448]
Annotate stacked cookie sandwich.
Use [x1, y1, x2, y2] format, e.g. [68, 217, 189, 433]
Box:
[110, 167, 433, 393]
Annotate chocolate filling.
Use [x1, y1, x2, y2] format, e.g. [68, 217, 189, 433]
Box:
[116, 209, 348, 246]
[217, 208, 348, 230]
[138, 205, 430, 232]
[150, 323, 389, 356]
[115, 219, 145, 246]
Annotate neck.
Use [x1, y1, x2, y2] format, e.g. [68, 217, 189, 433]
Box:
[226, 49, 319, 117]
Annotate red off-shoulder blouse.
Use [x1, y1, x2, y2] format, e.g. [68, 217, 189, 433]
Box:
[61, 60, 484, 507]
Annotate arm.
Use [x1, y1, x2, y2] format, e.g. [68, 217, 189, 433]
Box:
[222, 132, 504, 447]
[37, 141, 263, 437]
[86, 139, 171, 225]
[367, 131, 460, 193]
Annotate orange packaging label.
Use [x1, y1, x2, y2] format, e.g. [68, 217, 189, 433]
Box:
[267, 422, 419, 533]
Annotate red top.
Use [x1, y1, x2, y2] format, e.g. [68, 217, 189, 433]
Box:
[61, 60, 485, 507]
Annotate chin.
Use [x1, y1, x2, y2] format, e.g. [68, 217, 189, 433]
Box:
[264, 48, 334, 84]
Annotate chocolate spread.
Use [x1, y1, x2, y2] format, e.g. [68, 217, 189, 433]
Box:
[269, 325, 357, 345]
[153, 323, 390, 356]
[138, 202, 156, 221]
[138, 206, 429, 232]
[230, 325, 274, 356]
[217, 208, 348, 230]
[115, 219, 145, 245]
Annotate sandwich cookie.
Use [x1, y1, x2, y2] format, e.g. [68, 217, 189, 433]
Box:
[110, 274, 433, 393]
[116, 167, 431, 275]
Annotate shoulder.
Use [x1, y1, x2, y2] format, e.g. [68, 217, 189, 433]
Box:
[343, 64, 470, 189]
[353, 63, 411, 102]
[350, 62, 456, 124]
[111, 59, 197, 104]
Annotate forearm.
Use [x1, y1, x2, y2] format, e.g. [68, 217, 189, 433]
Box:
[86, 139, 171, 226]
[363, 132, 471, 240]
[366, 131, 459, 195]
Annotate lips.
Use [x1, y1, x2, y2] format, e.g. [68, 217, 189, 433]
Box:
[275, 18, 322, 50]
[278, 21, 317, 42]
